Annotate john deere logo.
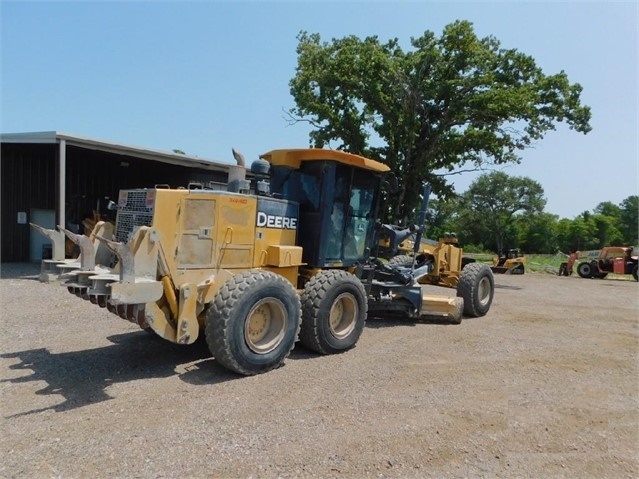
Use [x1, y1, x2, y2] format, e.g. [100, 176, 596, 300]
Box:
[256, 212, 297, 230]
[256, 197, 299, 230]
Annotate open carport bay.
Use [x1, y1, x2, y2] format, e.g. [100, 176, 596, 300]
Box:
[1, 264, 637, 478]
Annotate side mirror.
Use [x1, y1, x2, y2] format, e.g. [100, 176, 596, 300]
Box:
[107, 200, 118, 211]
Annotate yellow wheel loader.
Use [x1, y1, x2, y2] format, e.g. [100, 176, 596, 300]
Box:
[57, 148, 494, 376]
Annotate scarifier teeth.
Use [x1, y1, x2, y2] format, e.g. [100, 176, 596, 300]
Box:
[88, 293, 110, 308]
[116, 304, 130, 321]
[135, 305, 148, 328]
[98, 296, 109, 308]
[106, 300, 117, 314]
[66, 284, 89, 299]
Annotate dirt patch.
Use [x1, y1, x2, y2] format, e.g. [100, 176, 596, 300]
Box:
[1, 264, 637, 478]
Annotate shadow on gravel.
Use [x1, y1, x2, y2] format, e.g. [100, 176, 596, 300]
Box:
[178, 345, 319, 383]
[495, 283, 523, 290]
[366, 316, 459, 328]
[0, 262, 40, 280]
[0, 331, 236, 417]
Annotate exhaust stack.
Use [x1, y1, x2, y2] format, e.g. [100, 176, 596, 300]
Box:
[228, 148, 250, 193]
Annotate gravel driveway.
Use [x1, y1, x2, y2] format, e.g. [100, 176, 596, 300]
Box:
[1, 263, 637, 478]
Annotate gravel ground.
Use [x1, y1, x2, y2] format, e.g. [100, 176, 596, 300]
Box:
[0, 263, 637, 479]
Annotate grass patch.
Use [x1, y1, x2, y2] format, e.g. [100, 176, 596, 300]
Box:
[525, 254, 566, 273]
[465, 253, 568, 274]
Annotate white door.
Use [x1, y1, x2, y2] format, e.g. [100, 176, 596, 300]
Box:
[30, 209, 56, 261]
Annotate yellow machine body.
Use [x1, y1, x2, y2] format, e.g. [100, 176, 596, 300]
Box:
[54, 148, 485, 376]
[384, 235, 469, 289]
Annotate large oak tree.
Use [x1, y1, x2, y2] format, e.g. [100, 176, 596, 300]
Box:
[289, 20, 592, 222]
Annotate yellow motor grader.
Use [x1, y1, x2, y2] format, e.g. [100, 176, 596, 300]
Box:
[376, 229, 492, 317]
[55, 148, 495, 376]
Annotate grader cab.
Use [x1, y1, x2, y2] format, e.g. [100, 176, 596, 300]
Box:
[57, 148, 494, 376]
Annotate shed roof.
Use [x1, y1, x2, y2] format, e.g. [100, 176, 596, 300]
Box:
[0, 131, 233, 172]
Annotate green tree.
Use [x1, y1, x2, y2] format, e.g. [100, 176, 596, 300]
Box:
[424, 197, 461, 240]
[619, 195, 639, 244]
[516, 212, 559, 254]
[289, 21, 592, 222]
[591, 214, 624, 247]
[455, 172, 545, 253]
[558, 215, 599, 252]
[555, 218, 574, 253]
[594, 201, 621, 218]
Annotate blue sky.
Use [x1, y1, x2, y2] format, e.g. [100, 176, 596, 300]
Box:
[1, 1, 637, 218]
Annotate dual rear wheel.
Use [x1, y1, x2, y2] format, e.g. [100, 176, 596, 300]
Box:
[205, 269, 366, 375]
[205, 271, 301, 376]
[298, 270, 367, 354]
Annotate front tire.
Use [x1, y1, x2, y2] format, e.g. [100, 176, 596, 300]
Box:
[632, 264, 638, 281]
[299, 270, 367, 354]
[457, 263, 494, 317]
[577, 262, 593, 278]
[205, 271, 301, 376]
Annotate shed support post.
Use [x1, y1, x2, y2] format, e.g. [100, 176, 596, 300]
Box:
[58, 139, 66, 229]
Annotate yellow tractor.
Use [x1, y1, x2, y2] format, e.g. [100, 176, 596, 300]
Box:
[491, 248, 526, 274]
[57, 148, 495, 376]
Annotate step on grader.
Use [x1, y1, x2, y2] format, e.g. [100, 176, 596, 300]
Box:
[56, 148, 495, 375]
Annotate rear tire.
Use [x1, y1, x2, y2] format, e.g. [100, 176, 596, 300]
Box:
[300, 270, 367, 354]
[577, 262, 593, 278]
[457, 263, 494, 317]
[632, 264, 638, 281]
[205, 271, 301, 375]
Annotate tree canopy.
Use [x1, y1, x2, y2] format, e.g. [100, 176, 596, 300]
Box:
[289, 20, 592, 222]
[427, 178, 637, 254]
[450, 172, 545, 253]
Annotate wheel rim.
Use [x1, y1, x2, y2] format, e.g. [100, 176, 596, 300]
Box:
[477, 276, 492, 307]
[244, 298, 287, 354]
[329, 293, 358, 339]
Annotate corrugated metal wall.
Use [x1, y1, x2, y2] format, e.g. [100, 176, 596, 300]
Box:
[1, 143, 58, 262]
[1, 142, 229, 262]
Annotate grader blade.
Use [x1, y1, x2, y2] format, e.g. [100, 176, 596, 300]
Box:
[420, 288, 464, 324]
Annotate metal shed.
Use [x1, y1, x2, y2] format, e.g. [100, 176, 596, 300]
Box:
[1, 131, 233, 262]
